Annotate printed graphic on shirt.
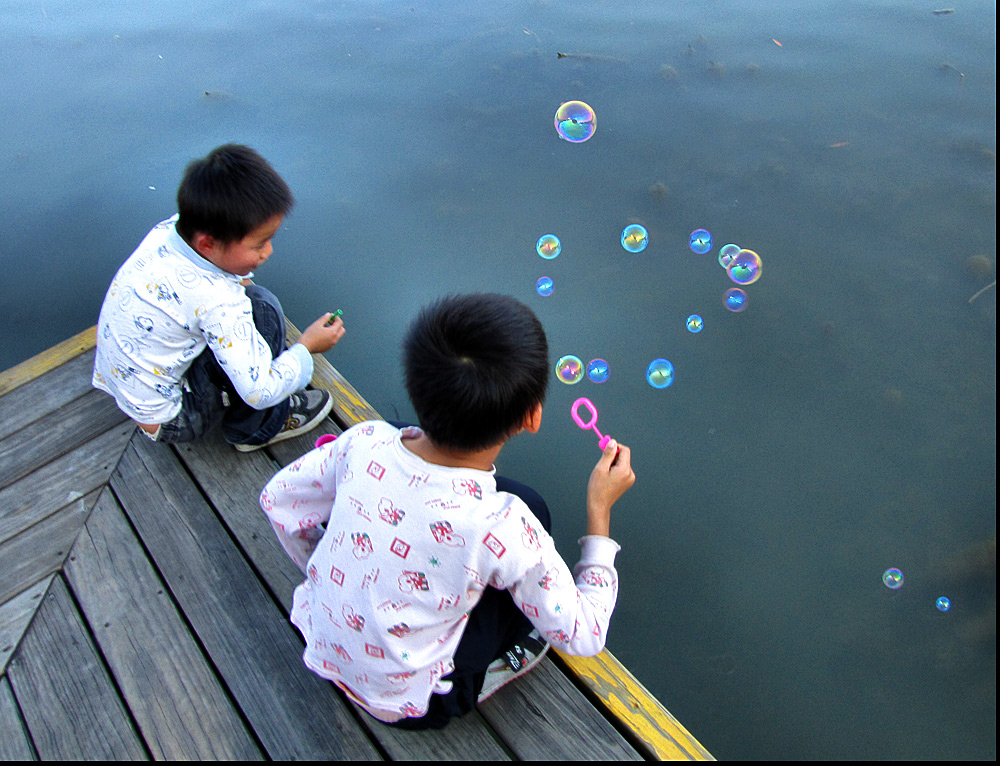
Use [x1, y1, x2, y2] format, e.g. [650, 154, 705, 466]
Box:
[538, 566, 560, 590]
[377, 498, 406, 526]
[349, 497, 370, 521]
[429, 520, 465, 547]
[580, 568, 610, 588]
[334, 644, 353, 663]
[365, 643, 385, 659]
[482, 532, 506, 559]
[367, 461, 386, 481]
[520, 516, 541, 550]
[387, 623, 412, 638]
[343, 604, 365, 632]
[361, 567, 380, 589]
[398, 571, 429, 593]
[351, 532, 373, 559]
[453, 478, 483, 500]
[389, 538, 411, 559]
[330, 565, 345, 586]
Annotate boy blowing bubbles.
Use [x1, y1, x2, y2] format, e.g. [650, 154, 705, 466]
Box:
[261, 294, 635, 728]
[93, 144, 344, 450]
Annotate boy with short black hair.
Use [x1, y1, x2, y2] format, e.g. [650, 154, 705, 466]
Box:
[93, 144, 345, 450]
[261, 293, 635, 728]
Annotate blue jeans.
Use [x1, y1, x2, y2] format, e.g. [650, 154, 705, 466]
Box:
[155, 285, 291, 446]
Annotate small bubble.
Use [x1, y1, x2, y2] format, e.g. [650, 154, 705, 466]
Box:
[587, 359, 610, 383]
[621, 224, 649, 253]
[555, 355, 584, 384]
[686, 314, 704, 333]
[537, 234, 561, 259]
[935, 596, 951, 612]
[554, 101, 596, 143]
[689, 229, 712, 254]
[535, 277, 554, 296]
[646, 358, 675, 389]
[882, 568, 904, 589]
[724, 287, 747, 312]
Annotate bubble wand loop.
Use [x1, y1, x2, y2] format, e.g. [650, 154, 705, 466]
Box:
[571, 397, 612, 450]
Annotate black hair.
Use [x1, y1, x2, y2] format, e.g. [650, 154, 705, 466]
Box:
[175, 144, 294, 244]
[403, 293, 550, 452]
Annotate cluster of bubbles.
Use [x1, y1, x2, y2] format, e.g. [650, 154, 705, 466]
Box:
[881, 568, 953, 612]
[554, 101, 597, 143]
[556, 355, 611, 384]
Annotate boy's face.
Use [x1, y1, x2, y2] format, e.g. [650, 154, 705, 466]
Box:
[198, 213, 284, 276]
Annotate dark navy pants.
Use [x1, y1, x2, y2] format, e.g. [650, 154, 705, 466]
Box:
[155, 285, 291, 446]
[387, 470, 552, 730]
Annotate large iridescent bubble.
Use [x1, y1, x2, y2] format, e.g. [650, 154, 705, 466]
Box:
[554, 101, 596, 143]
[882, 568, 904, 589]
[537, 234, 561, 259]
[621, 224, 649, 253]
[646, 358, 675, 389]
[555, 355, 585, 384]
[727, 249, 763, 285]
[724, 287, 747, 312]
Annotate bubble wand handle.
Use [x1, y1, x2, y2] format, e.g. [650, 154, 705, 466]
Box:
[571, 397, 612, 450]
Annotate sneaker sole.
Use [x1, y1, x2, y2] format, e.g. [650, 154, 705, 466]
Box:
[233, 392, 335, 452]
[477, 642, 549, 704]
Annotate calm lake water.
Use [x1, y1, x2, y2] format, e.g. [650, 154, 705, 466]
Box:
[2, 0, 995, 759]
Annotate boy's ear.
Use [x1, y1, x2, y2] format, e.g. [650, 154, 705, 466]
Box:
[191, 231, 222, 260]
[523, 402, 543, 434]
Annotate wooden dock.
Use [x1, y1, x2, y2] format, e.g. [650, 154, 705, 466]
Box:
[0, 327, 713, 761]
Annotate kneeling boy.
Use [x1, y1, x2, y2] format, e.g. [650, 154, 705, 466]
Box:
[93, 144, 344, 450]
[260, 293, 635, 728]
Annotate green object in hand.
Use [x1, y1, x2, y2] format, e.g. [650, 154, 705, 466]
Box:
[325, 309, 343, 327]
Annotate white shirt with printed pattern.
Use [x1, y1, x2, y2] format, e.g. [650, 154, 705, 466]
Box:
[260, 420, 622, 720]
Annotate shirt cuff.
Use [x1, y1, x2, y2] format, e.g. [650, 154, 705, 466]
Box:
[284, 342, 315, 391]
[578, 534, 622, 565]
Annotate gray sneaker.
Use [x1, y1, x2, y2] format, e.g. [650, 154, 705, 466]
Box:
[234, 390, 334, 452]
[477, 629, 549, 703]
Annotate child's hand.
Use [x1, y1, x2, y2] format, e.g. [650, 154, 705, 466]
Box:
[585, 439, 635, 537]
[297, 313, 346, 354]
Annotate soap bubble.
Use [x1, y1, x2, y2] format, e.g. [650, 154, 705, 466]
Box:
[554, 101, 596, 143]
[537, 234, 561, 259]
[719, 244, 741, 268]
[723, 288, 747, 312]
[686, 314, 704, 333]
[882, 568, 904, 589]
[727, 249, 763, 285]
[587, 359, 610, 383]
[621, 224, 649, 253]
[689, 229, 712, 254]
[535, 277, 554, 296]
[935, 596, 951, 612]
[646, 358, 675, 389]
[555, 355, 584, 384]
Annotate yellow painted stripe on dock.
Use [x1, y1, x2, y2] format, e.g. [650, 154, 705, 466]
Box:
[0, 326, 97, 397]
[556, 649, 714, 760]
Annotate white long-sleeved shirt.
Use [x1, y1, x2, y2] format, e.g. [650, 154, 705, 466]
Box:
[260, 420, 621, 720]
[92, 215, 312, 424]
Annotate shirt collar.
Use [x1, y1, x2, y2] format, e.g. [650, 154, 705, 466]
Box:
[165, 216, 248, 281]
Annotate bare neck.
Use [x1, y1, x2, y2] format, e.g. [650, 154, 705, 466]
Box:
[400, 432, 500, 472]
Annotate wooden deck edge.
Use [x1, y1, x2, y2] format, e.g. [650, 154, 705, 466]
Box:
[554, 650, 714, 761]
[0, 327, 97, 397]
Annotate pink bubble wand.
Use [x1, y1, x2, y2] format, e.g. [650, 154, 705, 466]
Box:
[571, 397, 612, 450]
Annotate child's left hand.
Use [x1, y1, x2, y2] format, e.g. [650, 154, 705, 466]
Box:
[297, 312, 346, 354]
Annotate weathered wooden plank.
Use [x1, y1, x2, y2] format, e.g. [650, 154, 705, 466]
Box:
[0, 489, 97, 606]
[6, 576, 147, 760]
[285, 321, 382, 428]
[555, 650, 715, 760]
[479, 657, 643, 760]
[63, 488, 263, 760]
[173, 430, 309, 611]
[0, 421, 133, 546]
[264, 413, 342, 468]
[0, 388, 128, 490]
[0, 576, 53, 676]
[0, 352, 98, 441]
[110, 436, 381, 761]
[0, 675, 35, 760]
[0, 326, 96, 398]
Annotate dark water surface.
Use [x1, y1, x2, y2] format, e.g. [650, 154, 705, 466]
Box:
[2, 0, 995, 759]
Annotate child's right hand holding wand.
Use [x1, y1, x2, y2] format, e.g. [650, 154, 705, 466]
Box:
[586, 439, 635, 537]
